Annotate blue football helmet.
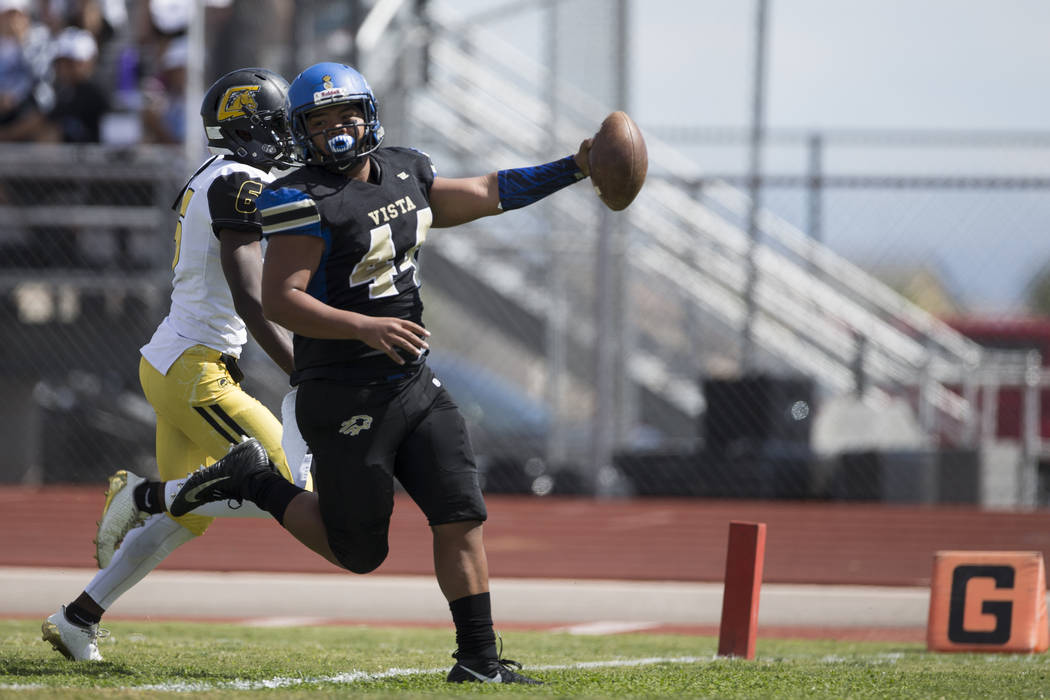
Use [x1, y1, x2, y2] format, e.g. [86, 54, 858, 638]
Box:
[286, 62, 385, 170]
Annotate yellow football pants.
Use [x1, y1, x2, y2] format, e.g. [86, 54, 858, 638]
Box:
[139, 345, 292, 535]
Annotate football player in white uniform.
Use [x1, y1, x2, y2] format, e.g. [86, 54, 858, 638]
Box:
[43, 67, 307, 662]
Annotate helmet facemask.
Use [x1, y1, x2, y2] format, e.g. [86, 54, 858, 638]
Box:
[292, 97, 384, 171]
[227, 108, 294, 167]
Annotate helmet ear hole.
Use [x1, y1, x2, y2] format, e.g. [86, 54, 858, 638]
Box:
[234, 128, 254, 143]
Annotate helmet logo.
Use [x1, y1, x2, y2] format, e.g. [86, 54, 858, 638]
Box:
[322, 74, 334, 89]
[217, 85, 261, 121]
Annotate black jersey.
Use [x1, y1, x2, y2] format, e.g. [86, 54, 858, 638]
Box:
[257, 147, 436, 380]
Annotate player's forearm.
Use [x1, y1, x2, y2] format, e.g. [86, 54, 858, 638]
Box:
[263, 288, 375, 342]
[245, 316, 295, 376]
[230, 286, 294, 374]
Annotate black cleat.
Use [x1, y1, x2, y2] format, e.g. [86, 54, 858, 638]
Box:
[169, 438, 273, 516]
[447, 651, 543, 685]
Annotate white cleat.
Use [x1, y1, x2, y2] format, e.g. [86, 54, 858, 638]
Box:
[94, 470, 148, 568]
[41, 607, 107, 661]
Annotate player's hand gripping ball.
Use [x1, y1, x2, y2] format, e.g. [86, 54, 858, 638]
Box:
[587, 111, 648, 211]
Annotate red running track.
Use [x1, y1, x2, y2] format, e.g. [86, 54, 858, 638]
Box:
[4, 486, 1050, 587]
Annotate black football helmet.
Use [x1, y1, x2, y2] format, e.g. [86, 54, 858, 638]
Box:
[200, 67, 293, 168]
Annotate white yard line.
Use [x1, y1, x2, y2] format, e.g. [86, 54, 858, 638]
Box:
[3, 656, 716, 693]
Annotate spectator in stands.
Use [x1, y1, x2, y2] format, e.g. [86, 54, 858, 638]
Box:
[146, 0, 187, 40]
[0, 0, 53, 141]
[140, 33, 184, 143]
[112, 0, 184, 145]
[136, 0, 187, 79]
[41, 26, 109, 142]
[42, 0, 127, 51]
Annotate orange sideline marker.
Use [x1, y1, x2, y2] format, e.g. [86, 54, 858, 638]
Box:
[717, 521, 766, 659]
[927, 550, 1048, 653]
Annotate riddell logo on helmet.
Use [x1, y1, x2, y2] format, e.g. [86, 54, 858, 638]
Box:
[217, 86, 260, 121]
[313, 88, 349, 104]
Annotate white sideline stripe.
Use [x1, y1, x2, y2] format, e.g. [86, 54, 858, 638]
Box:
[553, 621, 661, 635]
[0, 657, 714, 693]
[242, 616, 330, 628]
[5, 653, 974, 692]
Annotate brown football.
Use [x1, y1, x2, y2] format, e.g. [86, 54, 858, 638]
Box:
[587, 111, 648, 211]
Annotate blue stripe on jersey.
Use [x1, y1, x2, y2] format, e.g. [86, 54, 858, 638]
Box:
[258, 186, 322, 238]
[259, 185, 331, 302]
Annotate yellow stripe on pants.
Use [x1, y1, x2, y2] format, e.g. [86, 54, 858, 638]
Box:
[139, 346, 292, 535]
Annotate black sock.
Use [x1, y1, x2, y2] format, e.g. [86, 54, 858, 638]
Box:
[244, 470, 305, 524]
[133, 481, 165, 514]
[449, 592, 497, 660]
[64, 602, 101, 627]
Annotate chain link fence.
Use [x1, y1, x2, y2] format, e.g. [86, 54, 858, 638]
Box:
[0, 144, 183, 484]
[2, 0, 1046, 511]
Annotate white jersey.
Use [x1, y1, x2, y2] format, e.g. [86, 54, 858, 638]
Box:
[141, 156, 275, 374]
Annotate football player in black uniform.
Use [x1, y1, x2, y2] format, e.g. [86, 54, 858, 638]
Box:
[170, 61, 594, 684]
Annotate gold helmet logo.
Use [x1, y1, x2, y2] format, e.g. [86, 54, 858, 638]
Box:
[322, 74, 334, 89]
[217, 85, 261, 121]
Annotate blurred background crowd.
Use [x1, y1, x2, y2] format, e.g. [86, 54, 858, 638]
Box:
[0, 0, 194, 145]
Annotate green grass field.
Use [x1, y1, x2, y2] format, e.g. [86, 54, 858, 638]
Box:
[2, 619, 1049, 698]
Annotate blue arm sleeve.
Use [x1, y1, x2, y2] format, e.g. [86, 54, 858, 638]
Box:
[497, 155, 586, 211]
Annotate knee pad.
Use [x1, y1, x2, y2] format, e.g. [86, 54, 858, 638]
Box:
[328, 526, 389, 574]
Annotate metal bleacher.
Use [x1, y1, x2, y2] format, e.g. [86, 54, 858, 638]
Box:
[401, 1, 1030, 456]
